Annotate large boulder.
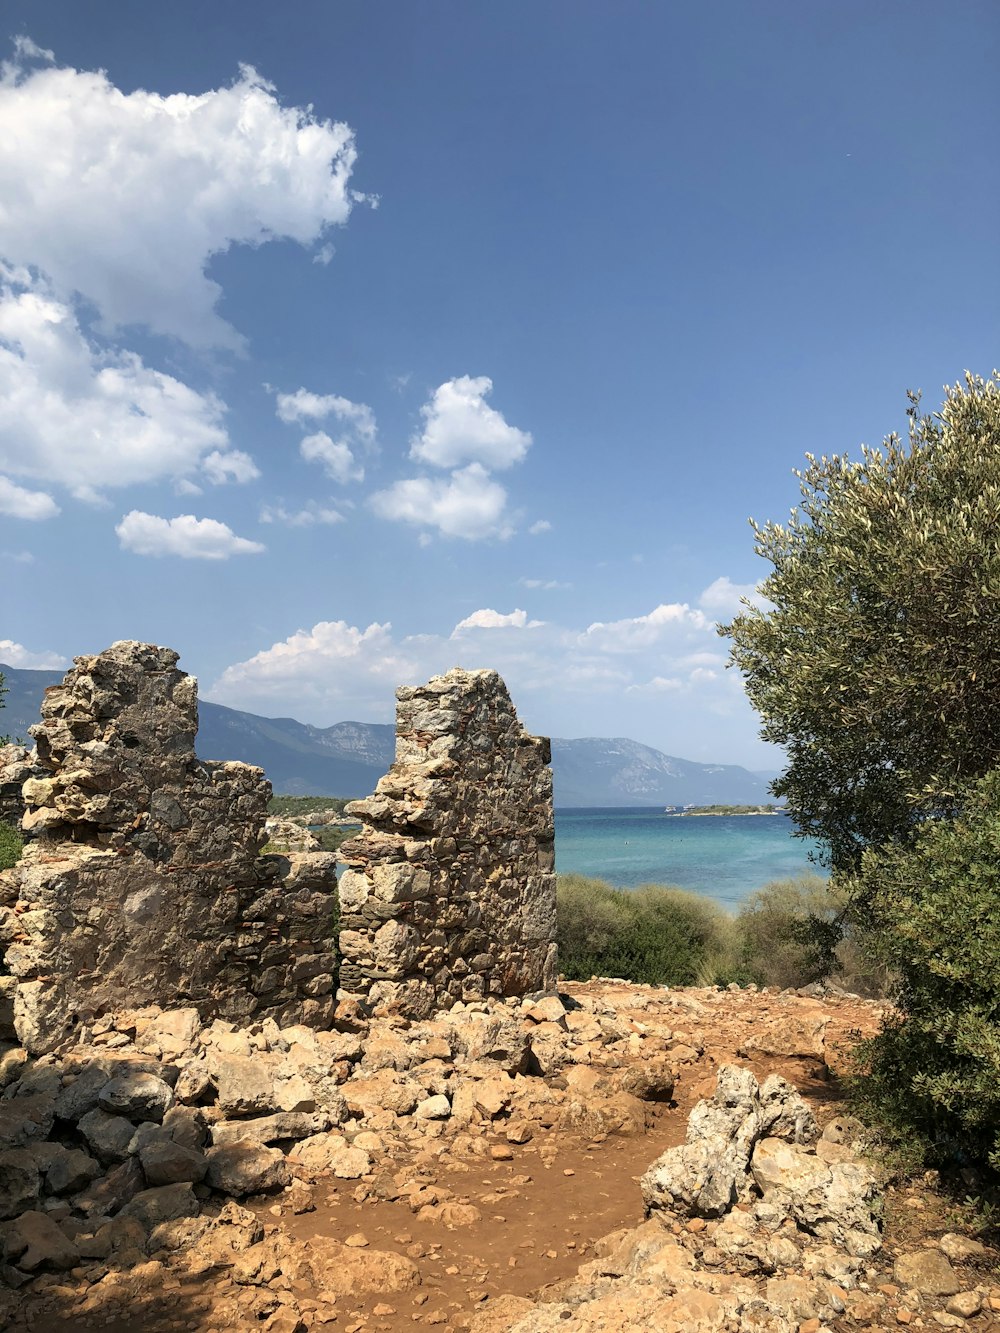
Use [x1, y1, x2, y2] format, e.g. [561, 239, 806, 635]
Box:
[204, 1143, 289, 1196]
[641, 1066, 817, 1218]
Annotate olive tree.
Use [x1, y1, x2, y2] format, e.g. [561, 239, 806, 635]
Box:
[724, 372, 1000, 871]
[847, 768, 1000, 1168]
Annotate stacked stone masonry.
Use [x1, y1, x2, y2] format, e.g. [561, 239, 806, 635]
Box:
[338, 667, 558, 1017]
[0, 642, 338, 1054]
[0, 744, 39, 832]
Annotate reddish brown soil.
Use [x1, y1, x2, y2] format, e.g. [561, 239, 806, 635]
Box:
[24, 983, 975, 1333]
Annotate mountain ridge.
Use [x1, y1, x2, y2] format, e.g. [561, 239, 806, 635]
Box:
[0, 661, 774, 808]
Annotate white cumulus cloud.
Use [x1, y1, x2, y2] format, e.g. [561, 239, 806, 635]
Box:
[275, 388, 375, 486]
[0, 279, 256, 498]
[208, 577, 764, 750]
[698, 575, 770, 618]
[116, 511, 265, 560]
[452, 608, 543, 635]
[0, 56, 360, 348]
[300, 432, 365, 485]
[410, 376, 531, 471]
[0, 639, 68, 669]
[275, 389, 376, 440]
[201, 449, 260, 485]
[210, 620, 418, 716]
[371, 463, 512, 541]
[584, 602, 709, 651]
[0, 474, 59, 520]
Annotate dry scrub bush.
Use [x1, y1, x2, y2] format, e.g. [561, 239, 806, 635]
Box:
[557, 872, 887, 994]
[556, 875, 736, 986]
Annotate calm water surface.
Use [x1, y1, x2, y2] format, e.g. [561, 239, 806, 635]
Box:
[553, 808, 826, 911]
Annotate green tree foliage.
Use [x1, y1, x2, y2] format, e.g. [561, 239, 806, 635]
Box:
[850, 770, 1000, 1169]
[724, 373, 1000, 871]
[726, 372, 1000, 1169]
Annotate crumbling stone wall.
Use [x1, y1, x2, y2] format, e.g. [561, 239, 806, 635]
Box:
[0, 642, 338, 1053]
[0, 744, 39, 831]
[338, 667, 557, 1017]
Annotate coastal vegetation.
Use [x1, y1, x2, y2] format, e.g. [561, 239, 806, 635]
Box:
[266, 793, 356, 853]
[267, 794, 352, 818]
[556, 875, 734, 986]
[554, 871, 876, 993]
[727, 372, 1000, 1173]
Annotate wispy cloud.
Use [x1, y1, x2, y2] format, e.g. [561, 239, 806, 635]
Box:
[209, 577, 755, 738]
[0, 638, 67, 669]
[260, 501, 344, 527]
[519, 577, 570, 591]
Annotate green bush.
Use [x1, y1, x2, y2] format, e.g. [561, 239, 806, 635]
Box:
[556, 872, 895, 995]
[735, 874, 841, 990]
[556, 875, 737, 986]
[734, 874, 894, 997]
[848, 769, 1000, 1170]
[0, 820, 23, 871]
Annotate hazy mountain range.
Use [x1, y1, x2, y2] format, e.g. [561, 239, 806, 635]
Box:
[1, 662, 775, 808]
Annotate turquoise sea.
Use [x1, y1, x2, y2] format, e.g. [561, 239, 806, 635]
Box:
[553, 808, 826, 912]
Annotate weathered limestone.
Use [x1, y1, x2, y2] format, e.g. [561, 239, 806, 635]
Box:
[0, 744, 39, 832]
[338, 668, 557, 1017]
[0, 642, 338, 1053]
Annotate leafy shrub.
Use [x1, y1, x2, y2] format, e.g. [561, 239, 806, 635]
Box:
[848, 769, 1000, 1170]
[732, 874, 893, 996]
[0, 820, 23, 871]
[734, 874, 841, 990]
[556, 875, 736, 986]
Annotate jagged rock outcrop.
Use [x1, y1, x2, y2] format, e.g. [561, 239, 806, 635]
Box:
[0, 643, 338, 1053]
[639, 1064, 819, 1218]
[472, 1065, 884, 1333]
[641, 1066, 881, 1258]
[338, 668, 557, 1017]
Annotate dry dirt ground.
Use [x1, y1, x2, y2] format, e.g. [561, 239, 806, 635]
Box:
[7, 981, 999, 1333]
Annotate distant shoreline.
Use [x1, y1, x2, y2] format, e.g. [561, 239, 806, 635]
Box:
[668, 806, 787, 818]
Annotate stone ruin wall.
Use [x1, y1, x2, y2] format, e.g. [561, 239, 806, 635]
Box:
[0, 647, 558, 1048]
[337, 668, 558, 1018]
[0, 642, 338, 1054]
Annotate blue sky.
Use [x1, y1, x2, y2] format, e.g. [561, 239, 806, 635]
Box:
[1, 2, 997, 767]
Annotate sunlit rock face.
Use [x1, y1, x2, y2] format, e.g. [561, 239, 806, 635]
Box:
[338, 668, 557, 1018]
[1, 641, 337, 1053]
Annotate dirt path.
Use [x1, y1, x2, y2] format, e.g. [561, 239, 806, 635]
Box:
[8, 982, 921, 1332]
